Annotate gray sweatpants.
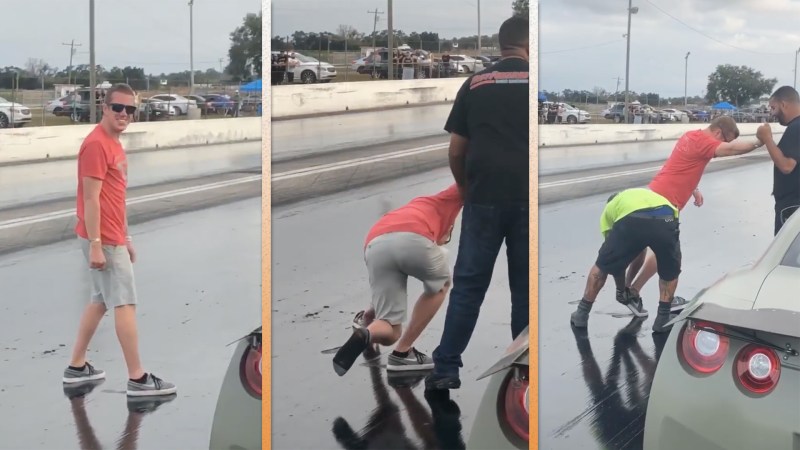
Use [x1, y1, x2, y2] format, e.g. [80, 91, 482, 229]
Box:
[364, 232, 450, 325]
[80, 238, 138, 307]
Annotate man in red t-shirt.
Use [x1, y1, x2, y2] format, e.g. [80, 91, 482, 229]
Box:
[620, 116, 764, 314]
[332, 184, 463, 376]
[64, 83, 176, 398]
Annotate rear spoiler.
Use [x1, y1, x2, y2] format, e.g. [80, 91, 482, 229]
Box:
[476, 326, 530, 381]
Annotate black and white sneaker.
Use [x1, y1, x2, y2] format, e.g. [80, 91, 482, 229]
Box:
[127, 373, 177, 397]
[63, 362, 106, 384]
[352, 310, 367, 329]
[387, 348, 434, 372]
[616, 288, 649, 318]
[671, 296, 688, 312]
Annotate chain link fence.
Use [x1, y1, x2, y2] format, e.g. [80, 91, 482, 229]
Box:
[0, 74, 261, 128]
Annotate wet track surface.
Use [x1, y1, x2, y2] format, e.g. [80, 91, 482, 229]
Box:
[539, 161, 777, 449]
[0, 196, 261, 449]
[271, 168, 520, 450]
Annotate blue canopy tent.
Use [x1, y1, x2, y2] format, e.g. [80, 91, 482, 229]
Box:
[712, 101, 736, 110]
[538, 91, 547, 102]
[240, 79, 262, 92]
[239, 79, 262, 115]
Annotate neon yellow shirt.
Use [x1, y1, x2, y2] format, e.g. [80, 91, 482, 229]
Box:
[600, 188, 679, 237]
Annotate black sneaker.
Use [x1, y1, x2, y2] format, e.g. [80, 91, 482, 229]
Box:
[332, 328, 369, 376]
[570, 308, 589, 328]
[425, 373, 461, 391]
[653, 312, 677, 333]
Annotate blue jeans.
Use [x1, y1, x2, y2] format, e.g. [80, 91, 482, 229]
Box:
[431, 202, 529, 378]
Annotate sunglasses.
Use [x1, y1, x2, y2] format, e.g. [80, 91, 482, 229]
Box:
[108, 103, 137, 115]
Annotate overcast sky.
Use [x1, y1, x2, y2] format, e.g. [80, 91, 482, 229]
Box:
[3, 0, 259, 75]
[270, 0, 517, 42]
[540, 0, 800, 99]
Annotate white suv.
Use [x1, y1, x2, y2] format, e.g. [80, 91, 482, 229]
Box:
[0, 97, 32, 128]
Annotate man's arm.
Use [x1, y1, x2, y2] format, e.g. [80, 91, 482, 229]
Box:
[757, 124, 799, 174]
[83, 177, 103, 242]
[763, 138, 798, 174]
[714, 139, 762, 158]
[448, 133, 469, 193]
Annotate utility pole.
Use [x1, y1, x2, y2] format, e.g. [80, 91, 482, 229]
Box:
[62, 39, 82, 85]
[613, 76, 623, 102]
[477, 0, 481, 54]
[794, 47, 800, 90]
[189, 0, 195, 94]
[684, 51, 690, 107]
[89, 0, 97, 123]
[368, 8, 383, 73]
[387, 0, 394, 80]
[623, 0, 638, 124]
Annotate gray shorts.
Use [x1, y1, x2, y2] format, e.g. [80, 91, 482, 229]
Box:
[79, 238, 138, 308]
[364, 232, 451, 326]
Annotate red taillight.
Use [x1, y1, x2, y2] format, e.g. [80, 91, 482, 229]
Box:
[679, 321, 729, 374]
[735, 344, 781, 395]
[502, 368, 529, 442]
[240, 341, 262, 399]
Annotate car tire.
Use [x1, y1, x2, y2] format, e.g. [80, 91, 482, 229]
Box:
[0, 113, 9, 128]
[301, 70, 317, 84]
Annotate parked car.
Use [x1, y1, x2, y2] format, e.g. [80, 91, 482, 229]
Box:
[691, 109, 710, 122]
[136, 98, 172, 121]
[467, 326, 530, 449]
[643, 212, 800, 449]
[202, 93, 235, 113]
[209, 326, 262, 450]
[272, 51, 337, 84]
[148, 94, 197, 115]
[0, 96, 32, 128]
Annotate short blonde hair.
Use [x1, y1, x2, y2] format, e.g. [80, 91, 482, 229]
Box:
[710, 115, 739, 140]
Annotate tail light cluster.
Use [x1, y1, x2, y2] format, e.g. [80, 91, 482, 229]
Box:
[239, 336, 262, 399]
[679, 321, 781, 395]
[501, 366, 529, 442]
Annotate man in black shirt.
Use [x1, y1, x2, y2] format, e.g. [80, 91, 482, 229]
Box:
[426, 16, 529, 392]
[757, 85, 800, 234]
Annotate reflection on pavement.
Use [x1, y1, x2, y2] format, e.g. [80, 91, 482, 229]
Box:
[330, 345, 466, 450]
[63, 380, 176, 450]
[570, 318, 669, 450]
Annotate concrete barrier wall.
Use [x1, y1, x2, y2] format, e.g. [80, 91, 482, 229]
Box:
[539, 123, 786, 175]
[539, 123, 785, 147]
[271, 78, 465, 118]
[0, 117, 261, 165]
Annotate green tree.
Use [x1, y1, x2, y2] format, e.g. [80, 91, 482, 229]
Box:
[512, 0, 529, 17]
[227, 12, 262, 82]
[706, 64, 777, 106]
